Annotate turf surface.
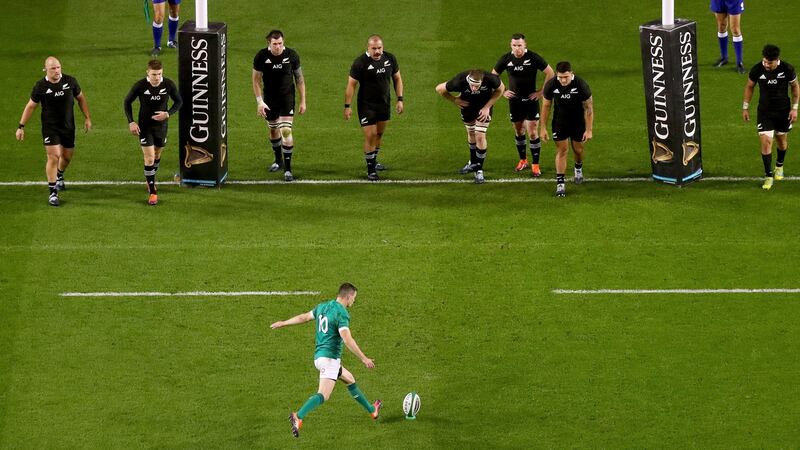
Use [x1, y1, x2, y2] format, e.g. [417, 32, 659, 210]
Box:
[2, 0, 799, 447]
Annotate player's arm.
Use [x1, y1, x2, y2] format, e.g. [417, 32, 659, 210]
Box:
[252, 69, 268, 117]
[789, 78, 799, 123]
[393, 71, 404, 114]
[344, 76, 358, 120]
[166, 82, 183, 117]
[270, 311, 313, 329]
[76, 92, 92, 133]
[539, 97, 552, 142]
[582, 96, 594, 140]
[339, 327, 375, 369]
[485, 80, 505, 109]
[532, 65, 555, 101]
[492, 69, 514, 99]
[478, 81, 505, 121]
[123, 85, 140, 135]
[294, 67, 306, 114]
[435, 82, 467, 108]
[15, 99, 38, 142]
[742, 78, 756, 121]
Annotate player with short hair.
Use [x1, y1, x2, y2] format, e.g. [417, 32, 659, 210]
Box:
[253, 29, 306, 182]
[539, 61, 593, 197]
[436, 69, 505, 184]
[271, 283, 381, 438]
[710, 0, 745, 74]
[150, 0, 181, 57]
[344, 35, 404, 181]
[16, 57, 92, 207]
[742, 44, 799, 190]
[492, 33, 554, 176]
[124, 59, 182, 205]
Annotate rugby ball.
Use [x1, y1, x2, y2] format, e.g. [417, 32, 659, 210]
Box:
[403, 392, 421, 419]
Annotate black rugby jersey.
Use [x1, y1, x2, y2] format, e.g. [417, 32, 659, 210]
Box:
[124, 78, 182, 127]
[30, 74, 81, 130]
[444, 70, 502, 110]
[748, 61, 797, 111]
[493, 50, 548, 97]
[349, 52, 399, 110]
[253, 47, 302, 98]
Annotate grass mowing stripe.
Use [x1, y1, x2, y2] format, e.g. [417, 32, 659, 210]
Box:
[59, 291, 321, 297]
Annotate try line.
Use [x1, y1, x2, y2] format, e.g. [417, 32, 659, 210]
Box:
[1, 176, 798, 187]
[553, 289, 800, 294]
[60, 290, 321, 297]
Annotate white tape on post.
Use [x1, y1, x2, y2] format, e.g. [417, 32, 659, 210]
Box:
[662, 0, 674, 26]
[196, 0, 208, 29]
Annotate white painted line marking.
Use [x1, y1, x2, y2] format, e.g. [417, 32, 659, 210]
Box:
[2, 176, 799, 187]
[553, 289, 800, 294]
[60, 290, 321, 297]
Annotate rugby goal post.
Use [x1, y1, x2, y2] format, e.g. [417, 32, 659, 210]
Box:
[176, 0, 229, 186]
[639, 0, 702, 185]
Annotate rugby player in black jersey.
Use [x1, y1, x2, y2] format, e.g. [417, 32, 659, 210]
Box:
[16, 57, 92, 206]
[124, 59, 182, 205]
[742, 44, 799, 190]
[344, 35, 404, 181]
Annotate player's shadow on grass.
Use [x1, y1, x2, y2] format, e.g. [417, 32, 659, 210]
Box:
[380, 413, 453, 426]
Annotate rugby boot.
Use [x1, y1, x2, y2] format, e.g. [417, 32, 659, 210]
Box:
[458, 161, 478, 174]
[762, 176, 774, 190]
[514, 159, 529, 172]
[774, 166, 784, 180]
[289, 412, 302, 438]
[531, 164, 541, 177]
[371, 400, 383, 420]
[574, 167, 584, 184]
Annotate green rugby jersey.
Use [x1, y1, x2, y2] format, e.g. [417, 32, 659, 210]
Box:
[310, 300, 351, 359]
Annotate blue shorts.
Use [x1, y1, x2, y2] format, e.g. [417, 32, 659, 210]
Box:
[710, 0, 744, 15]
[152, 0, 181, 5]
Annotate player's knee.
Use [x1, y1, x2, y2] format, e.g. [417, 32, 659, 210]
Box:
[279, 122, 292, 140]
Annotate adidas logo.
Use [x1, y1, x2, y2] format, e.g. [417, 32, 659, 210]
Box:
[368, 64, 374, 70]
[265, 58, 271, 63]
[554, 89, 560, 94]
[507, 61, 514, 67]
[759, 74, 767, 80]
[46, 88, 53, 94]
[144, 89, 151, 95]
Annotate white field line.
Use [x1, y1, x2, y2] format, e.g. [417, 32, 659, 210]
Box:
[553, 289, 800, 294]
[60, 290, 321, 298]
[1, 176, 799, 187]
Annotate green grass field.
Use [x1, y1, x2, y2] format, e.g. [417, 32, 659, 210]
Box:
[2, 1, 800, 448]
